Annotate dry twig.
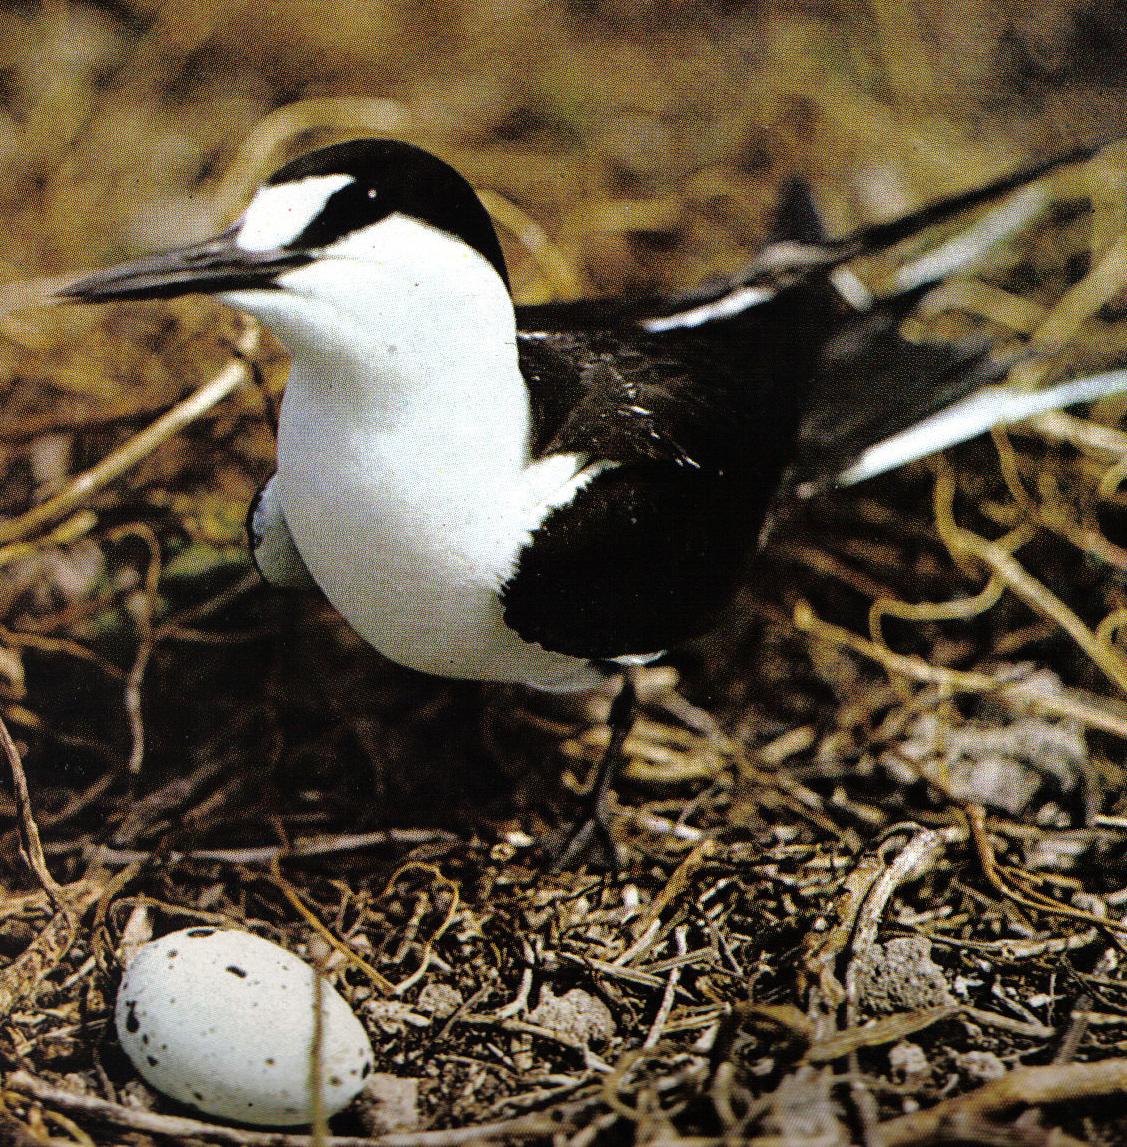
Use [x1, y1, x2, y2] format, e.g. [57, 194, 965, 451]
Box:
[0, 328, 259, 547]
[5, 1071, 558, 1146]
[877, 1058, 1127, 1145]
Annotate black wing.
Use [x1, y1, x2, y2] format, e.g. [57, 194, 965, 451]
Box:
[504, 279, 838, 659]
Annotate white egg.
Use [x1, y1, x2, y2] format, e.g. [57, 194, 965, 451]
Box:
[115, 927, 375, 1126]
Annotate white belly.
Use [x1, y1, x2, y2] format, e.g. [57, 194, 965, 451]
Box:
[276, 403, 605, 692]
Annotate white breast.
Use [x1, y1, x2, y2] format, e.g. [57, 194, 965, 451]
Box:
[278, 409, 607, 690]
[223, 215, 606, 691]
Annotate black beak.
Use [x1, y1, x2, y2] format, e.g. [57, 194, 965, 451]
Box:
[57, 225, 310, 303]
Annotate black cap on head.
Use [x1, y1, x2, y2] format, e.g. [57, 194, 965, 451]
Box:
[58, 138, 511, 305]
[267, 139, 510, 287]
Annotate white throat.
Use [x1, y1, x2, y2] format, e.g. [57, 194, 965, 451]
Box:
[222, 214, 601, 690]
[227, 214, 522, 432]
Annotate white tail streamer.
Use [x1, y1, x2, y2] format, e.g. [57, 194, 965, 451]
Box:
[836, 368, 1127, 488]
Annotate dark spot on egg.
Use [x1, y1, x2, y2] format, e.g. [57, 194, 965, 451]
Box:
[193, 1090, 204, 1102]
[186, 928, 215, 938]
[225, 964, 247, 978]
[329, 1075, 342, 1087]
[167, 949, 178, 958]
[124, 1001, 140, 1033]
[147, 1055, 159, 1067]
[141, 1034, 149, 1045]
[361, 1060, 372, 1078]
[265, 1057, 275, 1066]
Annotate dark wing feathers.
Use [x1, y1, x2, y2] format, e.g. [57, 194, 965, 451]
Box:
[508, 330, 771, 658]
[499, 465, 753, 657]
[515, 334, 592, 456]
[767, 176, 828, 245]
[513, 179, 828, 339]
[519, 330, 731, 468]
[504, 281, 838, 658]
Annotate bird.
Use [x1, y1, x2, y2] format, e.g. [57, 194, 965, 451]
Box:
[59, 135, 1127, 866]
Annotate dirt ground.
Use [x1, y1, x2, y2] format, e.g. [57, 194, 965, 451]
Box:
[0, 0, 1126, 1143]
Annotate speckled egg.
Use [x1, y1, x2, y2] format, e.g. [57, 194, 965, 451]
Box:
[115, 927, 374, 1126]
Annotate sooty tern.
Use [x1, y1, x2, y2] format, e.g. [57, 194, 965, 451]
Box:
[60, 137, 1127, 866]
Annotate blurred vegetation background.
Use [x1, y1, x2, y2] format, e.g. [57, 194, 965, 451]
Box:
[5, 0, 1127, 291]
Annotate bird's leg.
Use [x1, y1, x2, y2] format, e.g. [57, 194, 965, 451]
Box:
[545, 671, 637, 871]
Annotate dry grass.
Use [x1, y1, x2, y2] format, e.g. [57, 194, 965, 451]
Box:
[0, 0, 1126, 1143]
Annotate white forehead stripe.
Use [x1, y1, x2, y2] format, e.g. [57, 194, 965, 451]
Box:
[236, 174, 355, 252]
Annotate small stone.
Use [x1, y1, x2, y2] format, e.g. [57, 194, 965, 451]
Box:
[855, 936, 954, 1014]
[528, 987, 615, 1046]
[956, 1050, 1007, 1083]
[416, 982, 463, 1019]
[888, 1040, 931, 1086]
[364, 998, 430, 1033]
[356, 1073, 420, 1134]
[884, 708, 1086, 817]
[118, 1080, 159, 1110]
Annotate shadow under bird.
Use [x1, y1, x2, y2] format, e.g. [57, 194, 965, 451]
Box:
[60, 136, 1127, 866]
